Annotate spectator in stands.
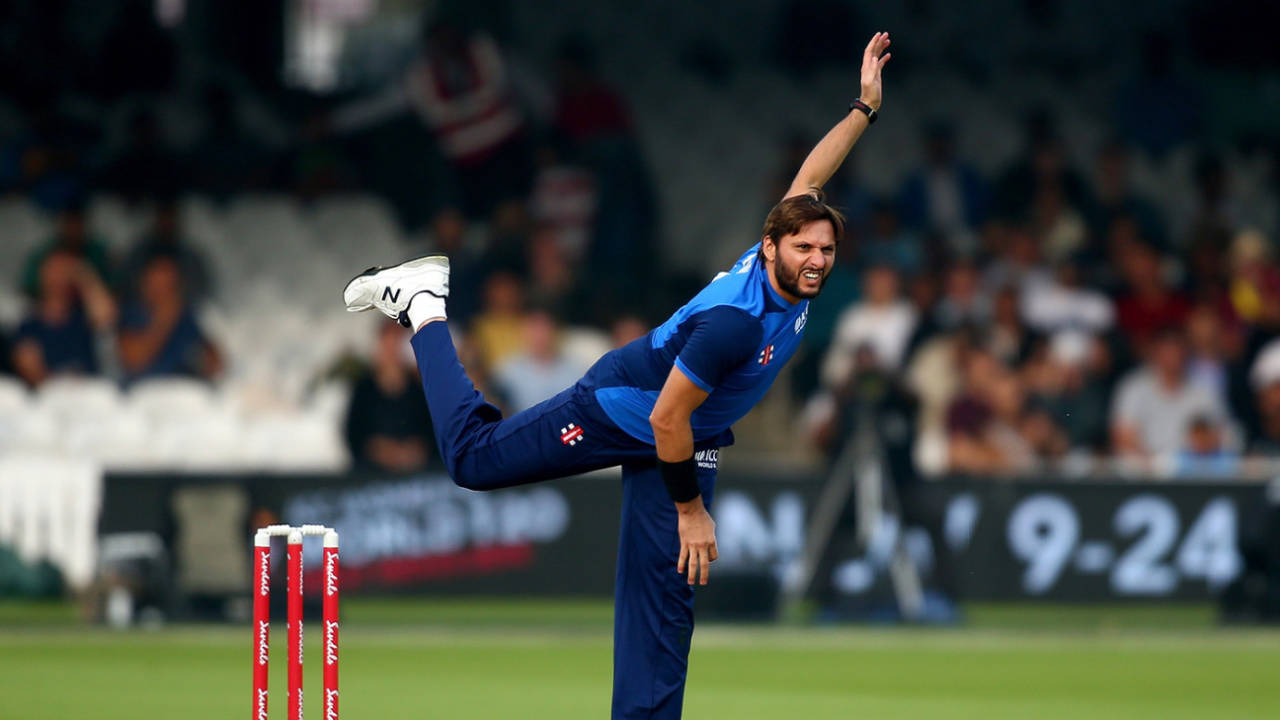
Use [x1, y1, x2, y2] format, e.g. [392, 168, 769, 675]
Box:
[552, 35, 632, 145]
[1183, 153, 1264, 252]
[1086, 140, 1166, 252]
[470, 272, 526, 372]
[345, 321, 436, 474]
[1224, 229, 1280, 332]
[981, 224, 1051, 298]
[1024, 330, 1111, 452]
[11, 249, 117, 387]
[985, 285, 1033, 367]
[328, 16, 533, 219]
[528, 138, 597, 263]
[1185, 301, 1239, 409]
[1172, 415, 1241, 478]
[117, 256, 222, 384]
[1248, 340, 1280, 455]
[822, 265, 917, 389]
[1111, 329, 1231, 465]
[1113, 240, 1190, 353]
[1031, 182, 1089, 265]
[946, 353, 1039, 474]
[526, 228, 590, 324]
[118, 197, 212, 302]
[493, 309, 585, 413]
[934, 260, 990, 329]
[1021, 258, 1115, 335]
[20, 199, 112, 297]
[898, 121, 986, 249]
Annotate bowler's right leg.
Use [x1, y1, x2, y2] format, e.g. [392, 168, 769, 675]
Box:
[344, 255, 642, 490]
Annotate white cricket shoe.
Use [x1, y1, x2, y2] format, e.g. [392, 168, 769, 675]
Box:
[342, 255, 450, 327]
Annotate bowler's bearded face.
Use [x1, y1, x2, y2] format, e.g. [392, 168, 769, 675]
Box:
[769, 220, 836, 300]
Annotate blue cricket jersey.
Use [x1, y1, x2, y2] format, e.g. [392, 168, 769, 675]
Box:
[582, 242, 809, 446]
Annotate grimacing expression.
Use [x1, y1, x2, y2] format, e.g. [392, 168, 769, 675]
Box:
[766, 220, 836, 300]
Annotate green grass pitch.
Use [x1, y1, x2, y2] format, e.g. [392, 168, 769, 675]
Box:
[1, 599, 1277, 719]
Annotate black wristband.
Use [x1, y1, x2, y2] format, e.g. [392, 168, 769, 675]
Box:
[658, 457, 700, 503]
[848, 98, 878, 124]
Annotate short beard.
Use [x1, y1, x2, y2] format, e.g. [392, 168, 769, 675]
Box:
[774, 255, 826, 299]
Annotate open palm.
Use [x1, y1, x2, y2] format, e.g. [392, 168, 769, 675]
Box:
[860, 32, 892, 110]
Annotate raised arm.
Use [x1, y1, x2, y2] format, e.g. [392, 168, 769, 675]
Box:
[784, 31, 891, 200]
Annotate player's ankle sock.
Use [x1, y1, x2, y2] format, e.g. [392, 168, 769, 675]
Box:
[407, 291, 447, 330]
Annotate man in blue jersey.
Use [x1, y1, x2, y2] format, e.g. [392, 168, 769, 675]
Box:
[343, 31, 891, 719]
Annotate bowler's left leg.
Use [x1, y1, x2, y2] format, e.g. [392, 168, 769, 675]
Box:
[611, 453, 718, 719]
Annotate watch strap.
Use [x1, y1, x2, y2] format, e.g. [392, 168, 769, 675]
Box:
[849, 99, 878, 124]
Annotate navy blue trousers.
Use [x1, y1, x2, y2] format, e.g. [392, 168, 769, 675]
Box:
[410, 323, 716, 719]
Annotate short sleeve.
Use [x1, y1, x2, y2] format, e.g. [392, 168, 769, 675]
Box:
[673, 306, 763, 392]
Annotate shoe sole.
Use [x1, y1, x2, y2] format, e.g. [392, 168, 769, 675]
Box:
[342, 255, 449, 312]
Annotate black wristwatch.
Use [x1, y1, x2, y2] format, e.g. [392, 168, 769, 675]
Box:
[849, 98, 878, 124]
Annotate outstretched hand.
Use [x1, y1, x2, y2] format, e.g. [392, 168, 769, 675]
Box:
[860, 31, 892, 111]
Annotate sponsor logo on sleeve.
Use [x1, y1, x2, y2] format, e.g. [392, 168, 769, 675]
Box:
[694, 449, 719, 470]
[757, 345, 774, 366]
[559, 423, 585, 446]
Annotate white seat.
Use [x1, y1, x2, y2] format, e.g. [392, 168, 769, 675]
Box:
[0, 377, 29, 413]
[149, 410, 247, 471]
[0, 407, 59, 454]
[241, 412, 348, 471]
[61, 408, 153, 471]
[127, 378, 217, 419]
[36, 377, 122, 418]
[309, 195, 402, 258]
[306, 380, 352, 425]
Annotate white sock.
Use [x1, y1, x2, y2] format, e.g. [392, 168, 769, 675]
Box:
[407, 292, 447, 329]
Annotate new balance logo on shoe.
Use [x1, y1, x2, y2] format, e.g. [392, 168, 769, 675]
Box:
[381, 287, 401, 303]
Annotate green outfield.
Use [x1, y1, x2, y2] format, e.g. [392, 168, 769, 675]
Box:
[1, 599, 1277, 719]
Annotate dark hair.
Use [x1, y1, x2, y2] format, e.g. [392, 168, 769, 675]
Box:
[758, 191, 846, 261]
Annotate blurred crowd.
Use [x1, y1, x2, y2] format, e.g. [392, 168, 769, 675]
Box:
[3, 5, 1280, 481]
[1, 12, 665, 476]
[799, 111, 1280, 479]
